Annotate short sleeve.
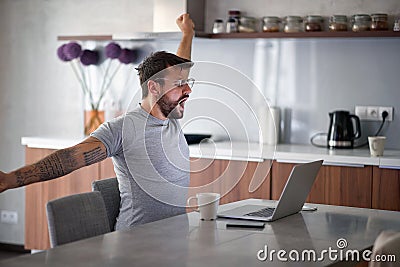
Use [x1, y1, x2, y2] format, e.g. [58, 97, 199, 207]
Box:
[90, 116, 124, 157]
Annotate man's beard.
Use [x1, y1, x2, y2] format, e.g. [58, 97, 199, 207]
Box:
[157, 94, 186, 119]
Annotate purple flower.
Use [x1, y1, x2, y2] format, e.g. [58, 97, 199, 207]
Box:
[105, 42, 122, 59]
[118, 48, 137, 64]
[63, 42, 82, 60]
[57, 44, 69, 61]
[80, 50, 100, 66]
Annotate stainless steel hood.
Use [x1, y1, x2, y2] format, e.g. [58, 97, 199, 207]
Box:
[112, 32, 183, 41]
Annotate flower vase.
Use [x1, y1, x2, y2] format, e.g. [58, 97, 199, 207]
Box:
[84, 109, 104, 136]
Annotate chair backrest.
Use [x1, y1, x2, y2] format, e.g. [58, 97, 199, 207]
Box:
[46, 191, 111, 248]
[92, 177, 121, 231]
[370, 230, 400, 267]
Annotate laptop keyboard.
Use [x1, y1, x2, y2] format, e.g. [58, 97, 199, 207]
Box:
[245, 207, 275, 217]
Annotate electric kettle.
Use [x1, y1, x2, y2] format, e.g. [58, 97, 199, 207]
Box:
[327, 110, 361, 149]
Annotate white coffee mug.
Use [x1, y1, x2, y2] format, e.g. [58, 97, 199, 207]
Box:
[368, 136, 386, 157]
[187, 193, 220, 220]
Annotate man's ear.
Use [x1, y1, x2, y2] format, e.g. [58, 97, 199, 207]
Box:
[147, 80, 160, 97]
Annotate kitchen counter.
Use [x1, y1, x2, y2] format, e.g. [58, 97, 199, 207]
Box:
[21, 137, 400, 168]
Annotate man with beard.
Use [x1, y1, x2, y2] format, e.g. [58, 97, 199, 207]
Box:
[0, 13, 195, 230]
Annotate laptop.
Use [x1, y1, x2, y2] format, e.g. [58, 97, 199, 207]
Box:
[217, 160, 323, 222]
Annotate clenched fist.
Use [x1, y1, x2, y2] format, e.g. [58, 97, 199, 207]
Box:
[176, 13, 195, 37]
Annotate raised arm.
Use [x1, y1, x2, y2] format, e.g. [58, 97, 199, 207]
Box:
[176, 13, 195, 60]
[0, 136, 107, 193]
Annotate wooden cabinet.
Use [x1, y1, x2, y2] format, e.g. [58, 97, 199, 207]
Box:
[372, 167, 400, 211]
[189, 158, 271, 205]
[24, 147, 115, 250]
[271, 161, 372, 208]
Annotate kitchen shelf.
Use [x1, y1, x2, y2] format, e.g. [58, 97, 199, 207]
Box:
[57, 31, 400, 42]
[196, 30, 400, 39]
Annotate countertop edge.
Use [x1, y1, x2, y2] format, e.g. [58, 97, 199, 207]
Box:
[21, 137, 400, 168]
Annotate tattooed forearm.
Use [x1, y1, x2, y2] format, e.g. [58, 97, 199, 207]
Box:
[7, 138, 107, 189]
[11, 147, 80, 187]
[15, 170, 26, 187]
[33, 148, 79, 181]
[83, 147, 107, 166]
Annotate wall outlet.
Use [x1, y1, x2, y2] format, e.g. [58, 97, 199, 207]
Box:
[0, 210, 18, 224]
[355, 106, 394, 121]
[378, 106, 394, 121]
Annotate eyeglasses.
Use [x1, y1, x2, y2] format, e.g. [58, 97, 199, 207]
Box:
[155, 78, 195, 89]
[173, 78, 195, 88]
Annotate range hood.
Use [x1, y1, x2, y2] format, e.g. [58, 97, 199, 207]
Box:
[113, 0, 205, 41]
[112, 32, 184, 41]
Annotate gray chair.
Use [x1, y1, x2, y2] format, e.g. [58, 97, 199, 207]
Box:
[46, 191, 111, 248]
[370, 231, 400, 267]
[92, 177, 121, 231]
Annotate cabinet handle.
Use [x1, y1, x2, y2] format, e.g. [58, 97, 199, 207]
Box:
[323, 161, 365, 168]
[276, 159, 313, 164]
[197, 155, 264, 162]
[379, 165, 400, 170]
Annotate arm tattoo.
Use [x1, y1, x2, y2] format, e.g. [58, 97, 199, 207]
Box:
[83, 147, 107, 166]
[33, 149, 79, 181]
[12, 143, 106, 187]
[15, 170, 25, 187]
[12, 149, 78, 186]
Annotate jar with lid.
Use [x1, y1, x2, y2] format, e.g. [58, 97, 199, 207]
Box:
[371, 13, 389, 31]
[212, 19, 224, 34]
[226, 18, 238, 33]
[329, 15, 348, 31]
[394, 18, 400, 31]
[304, 15, 324, 32]
[262, 16, 281, 32]
[351, 14, 371, 32]
[239, 16, 258, 32]
[283, 16, 303, 33]
[226, 9, 240, 33]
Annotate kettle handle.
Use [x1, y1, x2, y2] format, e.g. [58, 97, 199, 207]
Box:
[350, 115, 361, 139]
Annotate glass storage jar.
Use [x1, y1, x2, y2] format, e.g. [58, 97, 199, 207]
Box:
[226, 18, 238, 33]
[329, 15, 348, 31]
[212, 19, 224, 33]
[351, 14, 371, 32]
[239, 16, 258, 32]
[283, 16, 303, 33]
[227, 9, 241, 32]
[262, 16, 281, 32]
[304, 15, 324, 32]
[371, 13, 389, 31]
[394, 18, 400, 31]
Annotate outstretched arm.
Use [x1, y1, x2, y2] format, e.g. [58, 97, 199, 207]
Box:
[0, 136, 107, 193]
[176, 13, 195, 60]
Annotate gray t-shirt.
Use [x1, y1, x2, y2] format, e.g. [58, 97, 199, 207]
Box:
[91, 105, 190, 230]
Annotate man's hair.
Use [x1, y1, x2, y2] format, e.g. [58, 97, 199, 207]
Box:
[136, 51, 192, 98]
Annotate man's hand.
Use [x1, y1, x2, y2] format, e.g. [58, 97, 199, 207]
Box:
[176, 13, 195, 60]
[176, 13, 195, 37]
